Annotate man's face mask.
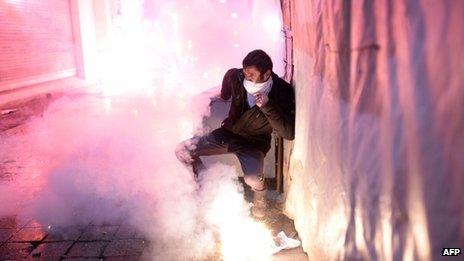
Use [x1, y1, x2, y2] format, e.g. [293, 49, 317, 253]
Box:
[243, 66, 272, 94]
[243, 77, 273, 95]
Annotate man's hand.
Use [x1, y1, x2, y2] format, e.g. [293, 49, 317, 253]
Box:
[254, 92, 269, 107]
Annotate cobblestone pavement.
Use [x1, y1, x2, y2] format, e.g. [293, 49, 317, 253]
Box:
[0, 207, 307, 260]
[0, 92, 307, 260]
[0, 217, 147, 260]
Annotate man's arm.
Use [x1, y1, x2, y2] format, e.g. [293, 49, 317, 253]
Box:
[220, 68, 239, 100]
[257, 88, 295, 140]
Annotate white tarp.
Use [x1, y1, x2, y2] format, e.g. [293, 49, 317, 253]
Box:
[282, 0, 464, 260]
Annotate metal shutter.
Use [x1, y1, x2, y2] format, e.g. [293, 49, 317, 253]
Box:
[0, 0, 76, 91]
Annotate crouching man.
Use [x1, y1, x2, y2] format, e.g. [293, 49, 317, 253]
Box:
[176, 49, 295, 218]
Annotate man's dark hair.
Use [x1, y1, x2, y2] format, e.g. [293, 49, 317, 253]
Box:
[242, 49, 273, 75]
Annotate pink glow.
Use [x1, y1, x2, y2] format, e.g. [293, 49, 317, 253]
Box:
[95, 0, 285, 95]
[0, 0, 285, 259]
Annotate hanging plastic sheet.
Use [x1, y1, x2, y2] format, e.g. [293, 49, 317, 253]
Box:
[281, 0, 464, 259]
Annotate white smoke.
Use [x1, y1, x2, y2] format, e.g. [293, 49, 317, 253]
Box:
[0, 93, 208, 258]
[0, 93, 269, 259]
[0, 0, 284, 259]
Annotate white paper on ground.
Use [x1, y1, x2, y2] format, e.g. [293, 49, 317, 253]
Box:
[271, 231, 301, 254]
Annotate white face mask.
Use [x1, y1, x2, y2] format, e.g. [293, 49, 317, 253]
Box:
[243, 77, 273, 95]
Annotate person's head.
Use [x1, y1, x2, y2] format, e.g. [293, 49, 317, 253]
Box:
[242, 49, 273, 83]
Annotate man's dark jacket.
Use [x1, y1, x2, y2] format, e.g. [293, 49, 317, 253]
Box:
[217, 68, 295, 154]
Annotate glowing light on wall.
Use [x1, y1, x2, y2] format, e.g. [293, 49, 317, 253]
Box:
[262, 14, 282, 42]
[92, 0, 285, 96]
[96, 0, 152, 96]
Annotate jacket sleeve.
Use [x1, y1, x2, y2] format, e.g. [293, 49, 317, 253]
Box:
[220, 68, 238, 100]
[259, 86, 295, 140]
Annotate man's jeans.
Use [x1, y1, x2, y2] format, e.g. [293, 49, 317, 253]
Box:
[176, 128, 266, 192]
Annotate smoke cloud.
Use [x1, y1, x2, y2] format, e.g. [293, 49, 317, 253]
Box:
[1, 93, 229, 259]
[0, 0, 284, 259]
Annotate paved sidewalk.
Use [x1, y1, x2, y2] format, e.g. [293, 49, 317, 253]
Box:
[0, 217, 147, 260]
[0, 207, 307, 260]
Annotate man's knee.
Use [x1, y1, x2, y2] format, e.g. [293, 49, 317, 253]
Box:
[244, 174, 265, 191]
[175, 140, 195, 164]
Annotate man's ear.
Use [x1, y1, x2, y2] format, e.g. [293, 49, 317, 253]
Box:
[264, 69, 272, 80]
